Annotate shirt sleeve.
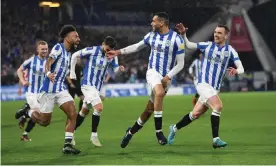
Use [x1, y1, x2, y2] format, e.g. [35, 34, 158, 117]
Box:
[49, 44, 62, 60]
[111, 56, 119, 68]
[22, 57, 34, 70]
[174, 35, 185, 55]
[80, 47, 94, 58]
[197, 41, 211, 52]
[189, 60, 195, 74]
[143, 32, 151, 45]
[230, 46, 240, 62]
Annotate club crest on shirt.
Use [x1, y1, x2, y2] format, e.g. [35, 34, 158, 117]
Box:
[224, 51, 229, 57]
[165, 40, 171, 47]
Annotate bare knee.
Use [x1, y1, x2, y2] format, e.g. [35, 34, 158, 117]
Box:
[155, 89, 165, 98]
[94, 104, 103, 112]
[214, 103, 223, 112]
[67, 109, 77, 120]
[81, 107, 90, 115]
[40, 119, 51, 127]
[192, 112, 202, 119]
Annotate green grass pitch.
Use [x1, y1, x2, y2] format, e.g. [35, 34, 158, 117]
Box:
[1, 92, 276, 165]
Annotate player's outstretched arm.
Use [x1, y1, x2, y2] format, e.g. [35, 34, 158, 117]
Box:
[70, 50, 81, 80]
[120, 40, 147, 55]
[175, 23, 197, 49]
[182, 34, 197, 50]
[107, 40, 147, 58]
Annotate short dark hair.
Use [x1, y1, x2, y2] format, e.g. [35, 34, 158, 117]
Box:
[217, 25, 230, 34]
[104, 36, 116, 48]
[59, 25, 76, 38]
[154, 12, 169, 25]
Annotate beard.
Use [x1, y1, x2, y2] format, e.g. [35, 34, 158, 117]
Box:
[153, 26, 161, 33]
[69, 41, 79, 52]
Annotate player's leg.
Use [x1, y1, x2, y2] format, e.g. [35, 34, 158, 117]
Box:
[15, 103, 30, 128]
[57, 91, 81, 154]
[91, 101, 103, 147]
[21, 119, 36, 142]
[20, 93, 40, 141]
[75, 87, 89, 131]
[121, 69, 167, 148]
[28, 92, 53, 126]
[120, 100, 154, 148]
[152, 80, 168, 145]
[207, 94, 227, 148]
[192, 93, 200, 106]
[15, 102, 30, 119]
[78, 95, 84, 112]
[72, 102, 89, 146]
[146, 69, 167, 145]
[15, 93, 52, 126]
[129, 100, 154, 134]
[75, 85, 103, 146]
[168, 99, 208, 144]
[75, 103, 90, 130]
[76, 83, 84, 112]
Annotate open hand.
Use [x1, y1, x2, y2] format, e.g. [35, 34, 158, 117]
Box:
[47, 72, 56, 83]
[175, 23, 188, 35]
[227, 67, 237, 76]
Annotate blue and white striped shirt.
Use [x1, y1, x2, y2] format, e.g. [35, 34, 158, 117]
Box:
[144, 30, 185, 77]
[22, 56, 46, 93]
[40, 43, 70, 93]
[81, 46, 119, 91]
[197, 42, 240, 90]
[189, 59, 201, 85]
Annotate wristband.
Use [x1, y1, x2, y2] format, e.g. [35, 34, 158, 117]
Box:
[46, 71, 51, 77]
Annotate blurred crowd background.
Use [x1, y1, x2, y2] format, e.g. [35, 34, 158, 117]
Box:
[2, 0, 276, 92]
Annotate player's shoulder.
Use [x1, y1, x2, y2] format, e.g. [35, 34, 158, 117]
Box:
[81, 46, 100, 55]
[198, 41, 213, 46]
[144, 31, 154, 38]
[52, 43, 62, 51]
[175, 33, 184, 41]
[227, 44, 236, 51]
[25, 55, 35, 61]
[51, 43, 63, 55]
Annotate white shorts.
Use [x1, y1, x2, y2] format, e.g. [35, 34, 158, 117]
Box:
[146, 69, 171, 103]
[26, 92, 40, 109]
[196, 83, 219, 105]
[81, 85, 102, 109]
[38, 90, 74, 113]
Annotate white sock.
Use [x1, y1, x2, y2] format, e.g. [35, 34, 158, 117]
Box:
[28, 110, 35, 118]
[211, 110, 221, 117]
[93, 110, 101, 116]
[213, 137, 220, 142]
[79, 111, 86, 117]
[65, 132, 74, 140]
[189, 112, 196, 121]
[92, 132, 98, 137]
[173, 124, 178, 132]
[137, 117, 144, 126]
[154, 110, 162, 118]
[23, 131, 28, 135]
